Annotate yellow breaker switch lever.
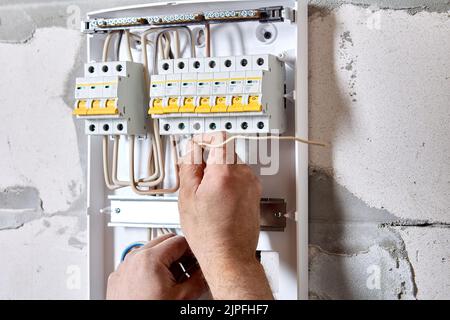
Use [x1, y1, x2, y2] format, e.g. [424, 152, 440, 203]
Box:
[211, 97, 228, 113]
[105, 99, 119, 114]
[179, 97, 196, 113]
[164, 97, 180, 113]
[245, 95, 262, 112]
[228, 96, 245, 112]
[87, 99, 119, 115]
[74, 99, 118, 116]
[73, 100, 88, 116]
[149, 98, 164, 115]
[196, 97, 212, 113]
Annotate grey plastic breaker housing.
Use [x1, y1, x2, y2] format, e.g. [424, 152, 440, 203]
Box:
[73, 61, 148, 136]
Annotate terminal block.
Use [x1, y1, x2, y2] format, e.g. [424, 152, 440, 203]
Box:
[149, 54, 286, 135]
[82, 7, 291, 33]
[73, 61, 147, 136]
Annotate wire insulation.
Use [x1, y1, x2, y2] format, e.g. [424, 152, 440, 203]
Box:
[116, 30, 123, 60]
[101, 27, 196, 194]
[102, 31, 119, 62]
[102, 136, 121, 190]
[196, 135, 327, 148]
[204, 23, 211, 57]
[129, 135, 181, 195]
[124, 30, 134, 62]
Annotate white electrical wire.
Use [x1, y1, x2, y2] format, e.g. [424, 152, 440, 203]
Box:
[102, 30, 134, 62]
[141, 29, 159, 75]
[128, 135, 180, 195]
[102, 31, 119, 62]
[101, 32, 124, 191]
[102, 26, 196, 194]
[139, 134, 160, 182]
[102, 136, 122, 190]
[106, 29, 170, 190]
[101, 30, 144, 190]
[140, 29, 169, 186]
[124, 30, 134, 62]
[134, 27, 195, 189]
[157, 32, 171, 59]
[153, 27, 196, 71]
[116, 31, 123, 60]
[101, 29, 136, 191]
[137, 122, 166, 188]
[141, 27, 195, 79]
[110, 132, 165, 188]
[111, 135, 160, 186]
[196, 135, 327, 148]
[111, 135, 127, 186]
[173, 31, 181, 59]
[103, 29, 163, 189]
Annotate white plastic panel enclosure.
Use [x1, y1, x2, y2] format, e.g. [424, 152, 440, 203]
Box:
[85, 0, 307, 300]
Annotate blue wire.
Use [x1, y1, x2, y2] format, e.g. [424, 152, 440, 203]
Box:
[120, 242, 145, 262]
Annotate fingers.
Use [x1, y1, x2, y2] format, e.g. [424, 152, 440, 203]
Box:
[176, 268, 208, 300]
[142, 233, 175, 249]
[193, 132, 236, 165]
[180, 138, 204, 166]
[124, 233, 176, 262]
[179, 132, 237, 202]
[151, 235, 190, 267]
[179, 140, 205, 199]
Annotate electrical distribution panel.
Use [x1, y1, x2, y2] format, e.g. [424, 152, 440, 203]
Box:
[79, 0, 308, 301]
[149, 54, 286, 134]
[73, 61, 147, 136]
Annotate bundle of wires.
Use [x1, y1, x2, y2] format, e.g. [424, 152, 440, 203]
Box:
[101, 27, 201, 195]
[101, 25, 324, 196]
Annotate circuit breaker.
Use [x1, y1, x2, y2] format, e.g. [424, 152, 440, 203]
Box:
[73, 61, 147, 136]
[77, 0, 308, 300]
[149, 54, 286, 134]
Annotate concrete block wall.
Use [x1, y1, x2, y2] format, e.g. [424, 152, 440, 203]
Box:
[0, 0, 448, 299]
[308, 1, 450, 299]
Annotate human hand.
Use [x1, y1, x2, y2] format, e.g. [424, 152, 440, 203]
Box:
[178, 133, 273, 300]
[106, 234, 207, 300]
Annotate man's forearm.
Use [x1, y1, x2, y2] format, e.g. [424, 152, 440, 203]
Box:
[201, 257, 273, 300]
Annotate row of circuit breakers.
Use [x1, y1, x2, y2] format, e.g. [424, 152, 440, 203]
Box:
[73, 54, 286, 135]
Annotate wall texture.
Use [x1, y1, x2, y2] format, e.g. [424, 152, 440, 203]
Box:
[308, 2, 450, 299]
[0, 0, 448, 299]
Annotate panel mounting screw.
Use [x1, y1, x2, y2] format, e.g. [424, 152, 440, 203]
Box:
[114, 208, 121, 214]
[274, 212, 282, 218]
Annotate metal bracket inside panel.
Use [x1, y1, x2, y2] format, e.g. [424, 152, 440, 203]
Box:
[108, 197, 287, 231]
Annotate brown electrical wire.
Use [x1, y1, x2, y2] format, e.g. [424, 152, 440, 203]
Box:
[204, 23, 211, 57]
